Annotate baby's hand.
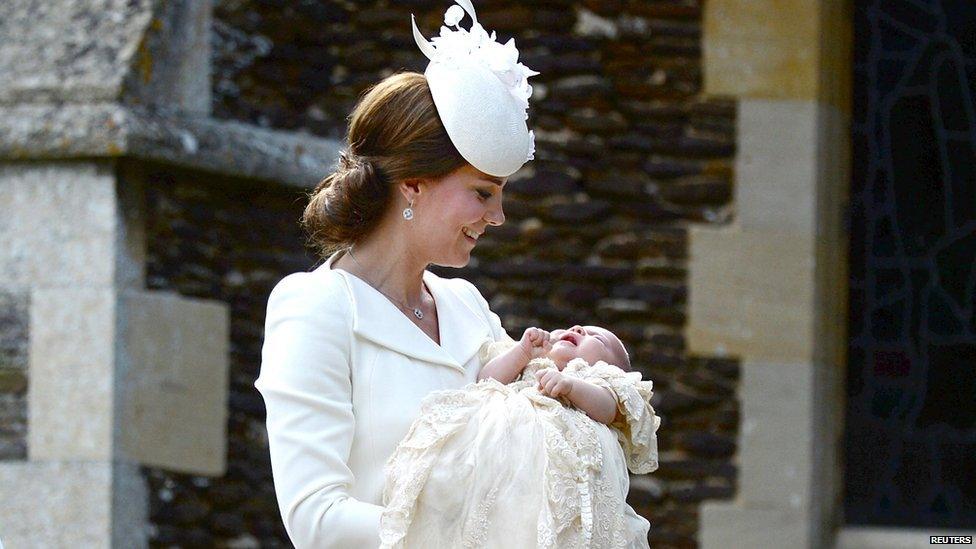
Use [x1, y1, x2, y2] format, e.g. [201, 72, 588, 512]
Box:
[536, 368, 575, 399]
[519, 327, 552, 360]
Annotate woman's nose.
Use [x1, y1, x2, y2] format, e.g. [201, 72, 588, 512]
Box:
[484, 200, 505, 226]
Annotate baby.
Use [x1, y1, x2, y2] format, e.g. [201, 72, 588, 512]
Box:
[478, 325, 632, 427]
[380, 325, 660, 549]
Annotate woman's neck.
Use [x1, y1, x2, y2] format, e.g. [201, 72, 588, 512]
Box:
[342, 230, 429, 304]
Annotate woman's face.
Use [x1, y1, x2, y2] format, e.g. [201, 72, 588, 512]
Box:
[413, 164, 507, 268]
[548, 325, 628, 370]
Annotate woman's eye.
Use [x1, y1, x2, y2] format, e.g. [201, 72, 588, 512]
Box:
[476, 189, 492, 200]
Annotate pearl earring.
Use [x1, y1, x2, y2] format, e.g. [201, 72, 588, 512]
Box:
[402, 201, 414, 220]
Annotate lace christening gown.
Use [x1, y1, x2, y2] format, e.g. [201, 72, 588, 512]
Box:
[379, 339, 661, 548]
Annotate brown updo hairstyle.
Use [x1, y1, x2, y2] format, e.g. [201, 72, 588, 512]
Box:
[302, 72, 467, 258]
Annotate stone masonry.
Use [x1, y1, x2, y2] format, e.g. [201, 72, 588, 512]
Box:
[132, 1, 739, 548]
[0, 1, 739, 548]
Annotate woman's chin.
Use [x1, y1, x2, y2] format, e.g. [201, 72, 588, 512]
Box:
[443, 254, 471, 268]
[428, 248, 472, 268]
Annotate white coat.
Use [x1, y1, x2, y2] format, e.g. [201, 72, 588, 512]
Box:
[254, 249, 512, 548]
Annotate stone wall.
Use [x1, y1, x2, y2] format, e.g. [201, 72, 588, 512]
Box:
[0, 290, 28, 460]
[139, 1, 740, 547]
[141, 161, 312, 547]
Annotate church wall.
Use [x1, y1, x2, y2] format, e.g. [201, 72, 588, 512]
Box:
[130, 1, 740, 547]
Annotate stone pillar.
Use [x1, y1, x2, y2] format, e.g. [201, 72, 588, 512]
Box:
[0, 2, 230, 547]
[0, 162, 230, 548]
[691, 0, 852, 547]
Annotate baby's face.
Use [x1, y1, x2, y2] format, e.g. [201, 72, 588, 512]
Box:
[547, 325, 629, 370]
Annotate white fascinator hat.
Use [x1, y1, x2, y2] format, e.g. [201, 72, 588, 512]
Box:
[411, 0, 540, 177]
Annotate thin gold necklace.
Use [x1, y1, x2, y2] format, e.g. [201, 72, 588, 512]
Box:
[346, 247, 427, 320]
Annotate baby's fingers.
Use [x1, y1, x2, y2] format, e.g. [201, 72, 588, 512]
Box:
[553, 379, 573, 397]
[535, 370, 554, 392]
[544, 377, 562, 395]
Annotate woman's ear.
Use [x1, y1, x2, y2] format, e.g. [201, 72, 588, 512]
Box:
[398, 178, 425, 205]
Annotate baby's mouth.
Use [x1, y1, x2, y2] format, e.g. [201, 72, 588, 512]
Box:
[556, 332, 579, 346]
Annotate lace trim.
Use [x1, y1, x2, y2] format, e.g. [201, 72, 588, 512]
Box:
[379, 389, 482, 548]
[568, 360, 661, 475]
[460, 484, 498, 548]
[379, 357, 658, 548]
[478, 336, 518, 366]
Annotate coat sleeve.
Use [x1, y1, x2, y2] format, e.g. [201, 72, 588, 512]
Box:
[459, 278, 515, 345]
[458, 279, 519, 367]
[254, 272, 383, 549]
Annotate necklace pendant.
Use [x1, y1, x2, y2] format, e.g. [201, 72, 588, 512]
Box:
[414, 308, 424, 319]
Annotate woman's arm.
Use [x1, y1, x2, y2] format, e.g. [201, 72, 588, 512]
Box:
[255, 273, 382, 549]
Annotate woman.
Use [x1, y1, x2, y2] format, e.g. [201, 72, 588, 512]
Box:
[254, 2, 539, 547]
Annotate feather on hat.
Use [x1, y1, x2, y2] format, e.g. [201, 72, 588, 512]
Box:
[411, 1, 539, 177]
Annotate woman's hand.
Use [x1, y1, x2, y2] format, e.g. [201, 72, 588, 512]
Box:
[536, 368, 576, 399]
[519, 327, 552, 361]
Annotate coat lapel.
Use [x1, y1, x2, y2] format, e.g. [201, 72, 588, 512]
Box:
[422, 270, 491, 369]
[318, 252, 489, 373]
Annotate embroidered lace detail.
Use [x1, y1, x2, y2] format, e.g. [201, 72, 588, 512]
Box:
[568, 360, 661, 474]
[379, 356, 659, 548]
[460, 484, 498, 548]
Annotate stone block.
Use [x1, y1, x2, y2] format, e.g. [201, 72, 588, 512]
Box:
[0, 0, 211, 113]
[700, 502, 809, 549]
[0, 289, 29, 372]
[121, 0, 212, 114]
[116, 290, 229, 476]
[704, 36, 818, 102]
[703, 0, 819, 100]
[738, 360, 813, 509]
[0, 460, 112, 548]
[28, 289, 116, 461]
[735, 100, 819, 234]
[0, 0, 155, 104]
[0, 162, 119, 290]
[0, 105, 343, 188]
[835, 526, 976, 549]
[112, 460, 150, 548]
[687, 225, 815, 363]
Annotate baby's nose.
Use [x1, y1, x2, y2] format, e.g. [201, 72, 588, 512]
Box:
[570, 325, 584, 334]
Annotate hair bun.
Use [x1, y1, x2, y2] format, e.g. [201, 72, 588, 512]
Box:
[301, 72, 467, 259]
[302, 150, 392, 257]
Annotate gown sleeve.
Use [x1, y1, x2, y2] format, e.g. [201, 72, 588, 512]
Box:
[576, 361, 661, 474]
[254, 272, 384, 549]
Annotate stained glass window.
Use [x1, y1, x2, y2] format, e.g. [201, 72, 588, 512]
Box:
[846, 0, 976, 529]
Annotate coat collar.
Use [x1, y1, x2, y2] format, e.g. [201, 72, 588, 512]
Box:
[316, 250, 490, 373]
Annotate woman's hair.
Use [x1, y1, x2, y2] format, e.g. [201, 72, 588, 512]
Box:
[302, 71, 467, 258]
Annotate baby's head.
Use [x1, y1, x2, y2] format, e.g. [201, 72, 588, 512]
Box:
[547, 325, 631, 371]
